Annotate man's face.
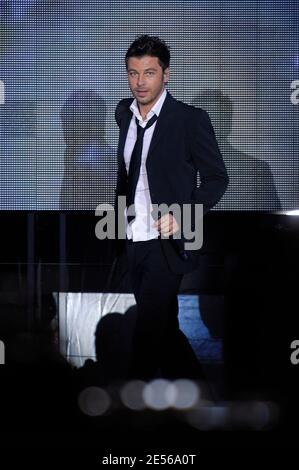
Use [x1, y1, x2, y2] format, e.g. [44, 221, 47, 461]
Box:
[127, 55, 169, 109]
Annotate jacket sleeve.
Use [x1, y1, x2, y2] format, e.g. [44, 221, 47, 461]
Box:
[114, 100, 128, 200]
[186, 108, 229, 217]
[113, 100, 129, 255]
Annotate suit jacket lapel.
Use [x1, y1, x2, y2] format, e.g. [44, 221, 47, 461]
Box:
[146, 91, 177, 167]
[117, 105, 133, 166]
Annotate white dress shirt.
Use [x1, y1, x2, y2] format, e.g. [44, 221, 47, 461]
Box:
[124, 88, 167, 241]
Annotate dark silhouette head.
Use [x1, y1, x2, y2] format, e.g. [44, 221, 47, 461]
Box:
[94, 306, 137, 380]
[192, 89, 233, 141]
[60, 89, 106, 146]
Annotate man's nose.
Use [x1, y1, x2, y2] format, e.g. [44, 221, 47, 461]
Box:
[137, 74, 145, 87]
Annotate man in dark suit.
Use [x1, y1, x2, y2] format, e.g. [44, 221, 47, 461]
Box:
[114, 35, 228, 381]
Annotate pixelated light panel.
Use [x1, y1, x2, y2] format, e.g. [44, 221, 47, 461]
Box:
[0, 0, 298, 210]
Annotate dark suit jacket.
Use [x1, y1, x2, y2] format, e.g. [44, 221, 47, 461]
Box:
[114, 91, 229, 274]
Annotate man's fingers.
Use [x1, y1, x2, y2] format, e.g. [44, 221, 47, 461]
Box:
[161, 225, 180, 237]
[154, 214, 173, 228]
[161, 229, 172, 237]
[153, 214, 167, 226]
[153, 214, 180, 237]
[160, 219, 173, 230]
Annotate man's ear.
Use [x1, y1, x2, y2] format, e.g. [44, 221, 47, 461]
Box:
[163, 67, 170, 85]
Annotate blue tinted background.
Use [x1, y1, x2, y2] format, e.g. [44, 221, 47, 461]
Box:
[0, 0, 298, 210]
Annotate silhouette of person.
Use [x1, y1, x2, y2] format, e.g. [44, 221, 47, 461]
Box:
[59, 89, 116, 210]
[75, 306, 137, 387]
[192, 89, 281, 210]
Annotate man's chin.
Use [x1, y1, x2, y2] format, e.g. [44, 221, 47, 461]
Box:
[135, 96, 151, 105]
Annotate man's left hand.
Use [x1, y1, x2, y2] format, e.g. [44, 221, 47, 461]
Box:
[153, 212, 180, 237]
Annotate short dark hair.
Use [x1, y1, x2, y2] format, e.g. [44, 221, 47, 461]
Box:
[125, 35, 170, 71]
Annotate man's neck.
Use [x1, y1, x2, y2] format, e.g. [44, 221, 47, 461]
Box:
[137, 88, 165, 120]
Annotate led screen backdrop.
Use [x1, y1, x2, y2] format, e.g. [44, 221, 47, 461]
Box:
[0, 0, 298, 210]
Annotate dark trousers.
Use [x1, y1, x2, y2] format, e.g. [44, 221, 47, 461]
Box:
[125, 237, 204, 381]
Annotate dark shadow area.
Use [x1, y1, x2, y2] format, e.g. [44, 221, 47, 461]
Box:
[75, 306, 137, 388]
[59, 89, 116, 210]
[181, 89, 282, 340]
[0, 291, 77, 438]
[192, 89, 281, 211]
[1, 213, 299, 452]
